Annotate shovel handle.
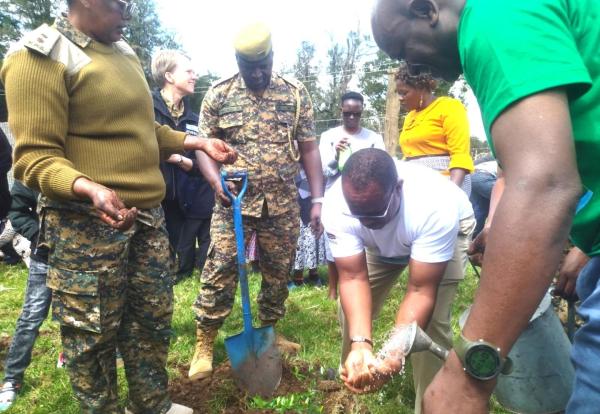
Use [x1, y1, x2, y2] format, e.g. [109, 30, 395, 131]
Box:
[221, 171, 253, 332]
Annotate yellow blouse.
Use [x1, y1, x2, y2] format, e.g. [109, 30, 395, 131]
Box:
[399, 96, 474, 173]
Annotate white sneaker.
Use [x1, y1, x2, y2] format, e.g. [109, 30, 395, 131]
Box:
[166, 403, 193, 414]
[126, 403, 193, 414]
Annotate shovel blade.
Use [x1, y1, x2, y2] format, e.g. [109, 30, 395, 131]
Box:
[225, 325, 282, 397]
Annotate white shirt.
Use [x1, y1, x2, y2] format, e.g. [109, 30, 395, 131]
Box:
[322, 161, 473, 264]
[319, 126, 385, 190]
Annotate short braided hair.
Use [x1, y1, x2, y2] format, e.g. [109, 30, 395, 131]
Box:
[394, 61, 436, 91]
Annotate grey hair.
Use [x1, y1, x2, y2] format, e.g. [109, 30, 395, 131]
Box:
[151, 50, 189, 88]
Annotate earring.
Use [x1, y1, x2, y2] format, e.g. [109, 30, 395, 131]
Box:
[419, 95, 423, 110]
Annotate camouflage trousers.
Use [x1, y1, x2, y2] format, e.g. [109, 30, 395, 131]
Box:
[194, 203, 300, 329]
[42, 204, 174, 414]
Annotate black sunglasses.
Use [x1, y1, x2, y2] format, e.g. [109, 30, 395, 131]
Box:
[114, 0, 136, 19]
[342, 111, 362, 118]
[344, 187, 396, 220]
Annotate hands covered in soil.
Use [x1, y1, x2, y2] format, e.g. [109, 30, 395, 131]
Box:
[198, 137, 237, 165]
[73, 177, 137, 231]
[215, 180, 239, 208]
[341, 348, 403, 394]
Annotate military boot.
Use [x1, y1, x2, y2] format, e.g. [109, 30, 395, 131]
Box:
[188, 327, 218, 380]
[261, 320, 301, 355]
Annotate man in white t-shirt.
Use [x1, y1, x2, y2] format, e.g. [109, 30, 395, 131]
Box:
[322, 149, 474, 412]
[319, 91, 385, 299]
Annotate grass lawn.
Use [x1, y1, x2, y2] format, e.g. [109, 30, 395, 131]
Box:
[0, 261, 509, 413]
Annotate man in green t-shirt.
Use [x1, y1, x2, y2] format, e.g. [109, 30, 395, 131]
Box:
[370, 0, 600, 412]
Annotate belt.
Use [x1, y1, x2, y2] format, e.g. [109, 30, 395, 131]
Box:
[404, 153, 450, 161]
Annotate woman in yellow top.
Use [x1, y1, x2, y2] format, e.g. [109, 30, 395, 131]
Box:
[395, 63, 474, 193]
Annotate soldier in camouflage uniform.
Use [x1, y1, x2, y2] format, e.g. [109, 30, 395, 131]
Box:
[190, 23, 325, 380]
[1, 1, 236, 413]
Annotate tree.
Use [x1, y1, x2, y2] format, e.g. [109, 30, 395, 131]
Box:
[0, 0, 62, 59]
[318, 30, 366, 135]
[291, 41, 323, 117]
[124, 0, 180, 81]
[187, 72, 219, 113]
[358, 49, 396, 117]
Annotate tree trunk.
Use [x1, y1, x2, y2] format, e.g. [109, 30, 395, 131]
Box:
[384, 71, 400, 156]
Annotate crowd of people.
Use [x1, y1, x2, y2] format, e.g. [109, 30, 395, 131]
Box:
[0, 0, 598, 413]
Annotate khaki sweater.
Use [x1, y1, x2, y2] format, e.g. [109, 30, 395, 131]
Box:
[1, 21, 186, 209]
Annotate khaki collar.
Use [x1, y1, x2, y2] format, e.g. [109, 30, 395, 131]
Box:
[54, 14, 92, 49]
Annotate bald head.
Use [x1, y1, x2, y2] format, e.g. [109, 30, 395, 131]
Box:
[371, 0, 465, 81]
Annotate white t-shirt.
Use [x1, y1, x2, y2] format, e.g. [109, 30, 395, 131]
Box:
[319, 126, 385, 189]
[322, 161, 473, 264]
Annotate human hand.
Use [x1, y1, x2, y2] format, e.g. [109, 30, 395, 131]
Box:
[199, 138, 237, 164]
[73, 178, 137, 230]
[310, 204, 323, 237]
[166, 154, 183, 164]
[554, 246, 589, 301]
[214, 180, 238, 208]
[423, 351, 493, 414]
[467, 227, 489, 267]
[340, 347, 378, 393]
[334, 138, 350, 159]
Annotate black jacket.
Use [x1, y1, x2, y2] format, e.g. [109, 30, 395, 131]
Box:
[152, 90, 215, 219]
[0, 128, 12, 219]
[8, 180, 47, 262]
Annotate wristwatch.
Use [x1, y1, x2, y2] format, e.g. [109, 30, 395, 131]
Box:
[350, 336, 373, 347]
[454, 333, 512, 380]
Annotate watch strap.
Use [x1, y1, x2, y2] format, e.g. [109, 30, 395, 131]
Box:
[455, 333, 512, 379]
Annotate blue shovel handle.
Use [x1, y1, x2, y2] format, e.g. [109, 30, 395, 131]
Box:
[220, 171, 253, 332]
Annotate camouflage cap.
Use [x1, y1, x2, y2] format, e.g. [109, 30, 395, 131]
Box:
[234, 22, 272, 62]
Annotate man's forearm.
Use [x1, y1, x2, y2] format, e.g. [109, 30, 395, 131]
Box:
[340, 276, 373, 340]
[194, 150, 221, 188]
[464, 183, 577, 354]
[395, 290, 437, 329]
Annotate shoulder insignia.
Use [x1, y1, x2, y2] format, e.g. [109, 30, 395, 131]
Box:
[6, 24, 91, 77]
[280, 74, 301, 90]
[212, 73, 238, 88]
[21, 24, 61, 56]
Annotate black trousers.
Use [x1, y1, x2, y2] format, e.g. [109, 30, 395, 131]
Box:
[176, 215, 212, 280]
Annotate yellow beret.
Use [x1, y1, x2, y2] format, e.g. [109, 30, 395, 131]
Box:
[234, 22, 272, 62]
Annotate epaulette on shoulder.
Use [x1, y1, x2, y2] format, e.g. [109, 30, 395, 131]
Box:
[212, 73, 238, 88]
[16, 24, 61, 57]
[280, 74, 301, 90]
[6, 24, 91, 78]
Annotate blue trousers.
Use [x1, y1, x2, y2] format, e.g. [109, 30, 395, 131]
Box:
[567, 256, 600, 413]
[3, 258, 51, 385]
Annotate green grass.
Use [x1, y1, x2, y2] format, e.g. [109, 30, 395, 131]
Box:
[0, 262, 509, 413]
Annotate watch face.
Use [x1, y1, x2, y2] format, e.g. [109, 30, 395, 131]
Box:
[465, 344, 501, 380]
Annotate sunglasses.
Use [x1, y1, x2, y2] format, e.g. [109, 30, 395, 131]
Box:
[344, 186, 397, 221]
[113, 0, 136, 19]
[342, 111, 362, 118]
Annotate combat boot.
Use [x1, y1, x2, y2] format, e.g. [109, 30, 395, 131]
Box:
[188, 327, 218, 380]
[261, 320, 301, 355]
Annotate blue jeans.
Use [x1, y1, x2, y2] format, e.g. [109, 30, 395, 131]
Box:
[2, 258, 51, 385]
[469, 171, 496, 237]
[567, 256, 600, 413]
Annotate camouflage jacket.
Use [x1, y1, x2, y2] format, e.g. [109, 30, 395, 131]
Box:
[199, 73, 315, 217]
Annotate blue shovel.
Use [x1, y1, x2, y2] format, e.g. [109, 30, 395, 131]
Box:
[221, 170, 282, 397]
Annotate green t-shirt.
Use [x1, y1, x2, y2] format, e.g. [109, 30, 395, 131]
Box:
[458, 0, 600, 256]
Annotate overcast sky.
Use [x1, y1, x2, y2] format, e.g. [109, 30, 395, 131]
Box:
[154, 0, 486, 140]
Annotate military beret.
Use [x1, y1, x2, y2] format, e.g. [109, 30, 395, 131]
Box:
[234, 22, 272, 62]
